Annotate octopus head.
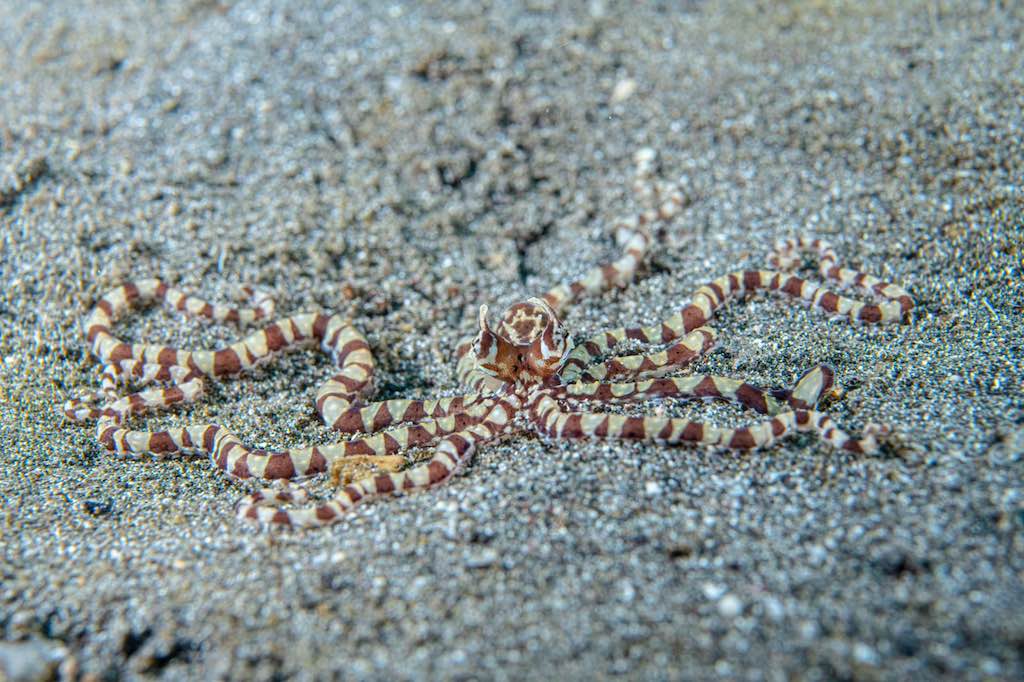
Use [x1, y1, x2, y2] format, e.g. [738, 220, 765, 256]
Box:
[473, 297, 573, 384]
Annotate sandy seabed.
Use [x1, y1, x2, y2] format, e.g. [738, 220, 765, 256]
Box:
[1, 1, 1022, 679]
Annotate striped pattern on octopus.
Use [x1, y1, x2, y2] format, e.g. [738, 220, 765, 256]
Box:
[557, 235, 914, 383]
[533, 365, 887, 455]
[240, 396, 521, 527]
[65, 149, 913, 528]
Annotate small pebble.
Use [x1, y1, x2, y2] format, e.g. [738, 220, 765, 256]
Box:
[853, 642, 879, 666]
[619, 580, 637, 603]
[807, 544, 828, 566]
[718, 594, 743, 618]
[465, 548, 499, 569]
[762, 597, 785, 622]
[610, 78, 638, 104]
[702, 582, 727, 600]
[981, 658, 1002, 675]
[799, 621, 820, 640]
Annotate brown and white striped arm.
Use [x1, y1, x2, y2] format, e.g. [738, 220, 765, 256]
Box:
[66, 280, 489, 481]
[770, 235, 913, 309]
[530, 364, 881, 454]
[560, 326, 717, 384]
[93, 399, 498, 480]
[236, 395, 520, 527]
[555, 364, 834, 415]
[325, 392, 490, 434]
[530, 396, 884, 455]
[559, 243, 915, 380]
[540, 149, 685, 314]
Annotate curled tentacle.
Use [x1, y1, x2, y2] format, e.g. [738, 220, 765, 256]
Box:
[540, 148, 686, 315]
[559, 238, 915, 381]
[236, 396, 519, 527]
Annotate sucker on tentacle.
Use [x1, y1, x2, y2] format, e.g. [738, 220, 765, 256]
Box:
[65, 149, 914, 528]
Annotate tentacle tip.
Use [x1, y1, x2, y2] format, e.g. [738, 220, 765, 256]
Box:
[62, 402, 99, 423]
[864, 422, 892, 438]
[235, 504, 258, 522]
[773, 256, 800, 271]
